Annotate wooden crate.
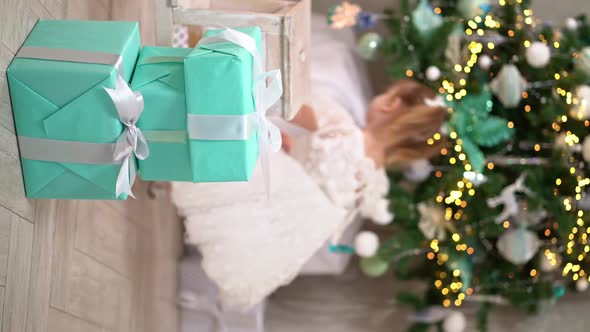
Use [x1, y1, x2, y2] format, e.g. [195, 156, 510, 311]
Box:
[154, 0, 311, 119]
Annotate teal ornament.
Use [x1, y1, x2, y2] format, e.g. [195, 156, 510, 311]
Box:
[448, 88, 513, 172]
[412, 0, 443, 37]
[356, 32, 382, 60]
[457, 0, 491, 18]
[554, 285, 566, 299]
[447, 254, 473, 292]
[490, 64, 528, 108]
[497, 228, 540, 265]
[360, 256, 390, 277]
[575, 47, 590, 76]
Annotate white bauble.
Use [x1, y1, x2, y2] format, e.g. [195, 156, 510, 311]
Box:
[404, 159, 434, 183]
[497, 228, 540, 265]
[426, 66, 441, 81]
[570, 85, 590, 120]
[526, 42, 551, 68]
[576, 278, 589, 292]
[575, 47, 590, 76]
[354, 231, 380, 257]
[478, 54, 493, 70]
[583, 136, 590, 162]
[566, 17, 579, 31]
[443, 311, 467, 332]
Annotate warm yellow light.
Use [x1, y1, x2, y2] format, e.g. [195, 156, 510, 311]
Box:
[508, 121, 515, 129]
[406, 69, 414, 77]
[454, 64, 463, 72]
[525, 105, 532, 112]
[530, 269, 537, 277]
[487, 162, 495, 170]
[503, 221, 510, 228]
[534, 144, 540, 151]
[524, 40, 531, 48]
[453, 269, 461, 277]
[452, 233, 461, 242]
[443, 299, 451, 307]
[488, 42, 495, 49]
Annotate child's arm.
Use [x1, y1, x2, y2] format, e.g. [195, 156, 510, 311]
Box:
[281, 104, 318, 153]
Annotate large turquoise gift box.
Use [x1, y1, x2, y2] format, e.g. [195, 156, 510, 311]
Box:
[131, 46, 193, 182]
[184, 27, 263, 182]
[7, 20, 141, 200]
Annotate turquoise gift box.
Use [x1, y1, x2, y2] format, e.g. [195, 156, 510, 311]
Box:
[184, 27, 262, 182]
[131, 46, 193, 182]
[6, 20, 141, 200]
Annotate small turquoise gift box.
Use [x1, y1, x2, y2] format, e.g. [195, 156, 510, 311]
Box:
[131, 46, 193, 182]
[7, 20, 142, 200]
[185, 27, 271, 183]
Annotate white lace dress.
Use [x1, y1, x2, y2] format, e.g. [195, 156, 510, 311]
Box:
[171, 95, 391, 310]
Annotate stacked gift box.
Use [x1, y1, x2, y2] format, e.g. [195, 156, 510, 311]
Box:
[7, 20, 282, 200]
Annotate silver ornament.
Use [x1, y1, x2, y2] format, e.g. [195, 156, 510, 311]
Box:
[412, 0, 443, 36]
[575, 47, 590, 76]
[566, 17, 579, 31]
[497, 228, 540, 265]
[356, 32, 382, 60]
[426, 66, 442, 81]
[478, 55, 493, 70]
[490, 64, 528, 108]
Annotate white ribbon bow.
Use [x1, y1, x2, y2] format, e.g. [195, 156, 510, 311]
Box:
[197, 27, 283, 194]
[104, 74, 149, 198]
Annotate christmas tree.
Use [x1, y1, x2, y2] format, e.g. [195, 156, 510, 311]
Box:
[329, 1, 590, 330]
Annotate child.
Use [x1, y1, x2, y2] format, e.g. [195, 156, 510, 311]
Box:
[171, 79, 447, 310]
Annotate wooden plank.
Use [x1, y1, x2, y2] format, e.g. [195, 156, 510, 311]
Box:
[0, 42, 15, 134]
[50, 201, 91, 311]
[47, 307, 101, 332]
[0, 285, 4, 329]
[0, 207, 11, 286]
[1, 214, 34, 332]
[74, 201, 140, 279]
[64, 250, 132, 330]
[172, 8, 283, 32]
[0, 124, 37, 222]
[66, 0, 110, 20]
[26, 200, 58, 332]
[154, 0, 174, 46]
[39, 0, 66, 19]
[0, 0, 40, 53]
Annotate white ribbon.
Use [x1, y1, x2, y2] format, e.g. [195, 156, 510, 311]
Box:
[197, 27, 283, 194]
[104, 74, 149, 198]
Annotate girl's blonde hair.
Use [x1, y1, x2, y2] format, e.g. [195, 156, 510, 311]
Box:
[383, 80, 447, 169]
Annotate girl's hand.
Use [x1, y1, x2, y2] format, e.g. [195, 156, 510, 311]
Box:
[281, 131, 293, 154]
[291, 104, 319, 132]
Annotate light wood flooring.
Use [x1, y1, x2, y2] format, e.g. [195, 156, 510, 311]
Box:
[0, 1, 182, 331]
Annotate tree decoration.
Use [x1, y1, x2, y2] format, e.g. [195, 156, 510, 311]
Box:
[360, 256, 390, 277]
[448, 89, 513, 172]
[329, 1, 590, 329]
[328, 1, 362, 29]
[356, 32, 383, 60]
[426, 65, 442, 81]
[412, 0, 443, 37]
[565, 17, 579, 31]
[575, 47, 590, 76]
[583, 136, 590, 163]
[576, 278, 589, 292]
[486, 174, 531, 224]
[404, 159, 434, 182]
[489, 64, 528, 108]
[442, 310, 467, 332]
[457, 0, 491, 19]
[354, 231, 380, 257]
[418, 202, 452, 240]
[525, 42, 551, 68]
[478, 54, 493, 70]
[570, 85, 590, 120]
[497, 228, 541, 265]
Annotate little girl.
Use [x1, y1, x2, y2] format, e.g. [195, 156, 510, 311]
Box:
[171, 79, 447, 310]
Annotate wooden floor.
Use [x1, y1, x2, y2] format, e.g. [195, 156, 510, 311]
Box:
[0, 181, 181, 332]
[0, 1, 182, 332]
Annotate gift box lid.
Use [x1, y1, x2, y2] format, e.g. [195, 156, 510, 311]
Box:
[184, 26, 262, 117]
